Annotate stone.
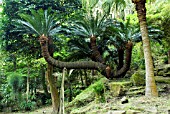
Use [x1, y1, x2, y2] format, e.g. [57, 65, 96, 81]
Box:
[155, 76, 170, 84]
[126, 86, 145, 96]
[126, 110, 141, 114]
[168, 109, 170, 114]
[121, 96, 129, 104]
[130, 71, 145, 86]
[107, 110, 126, 114]
[165, 71, 170, 77]
[158, 70, 165, 76]
[108, 82, 131, 97]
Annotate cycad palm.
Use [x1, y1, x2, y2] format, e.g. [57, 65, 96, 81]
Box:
[104, 19, 134, 77]
[14, 8, 60, 37]
[13, 8, 61, 113]
[105, 17, 163, 78]
[69, 12, 107, 63]
[67, 38, 92, 61]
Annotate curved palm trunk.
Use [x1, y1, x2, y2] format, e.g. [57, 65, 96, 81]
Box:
[40, 36, 106, 70]
[39, 35, 107, 69]
[115, 41, 133, 78]
[90, 36, 105, 64]
[117, 47, 125, 70]
[39, 35, 133, 80]
[132, 0, 158, 97]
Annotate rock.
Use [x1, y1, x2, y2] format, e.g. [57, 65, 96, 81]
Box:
[156, 64, 170, 77]
[43, 110, 46, 113]
[164, 64, 170, 73]
[155, 76, 170, 84]
[109, 82, 131, 97]
[130, 71, 145, 86]
[165, 71, 170, 77]
[126, 86, 145, 96]
[121, 96, 129, 104]
[107, 110, 126, 114]
[126, 110, 141, 114]
[158, 71, 165, 76]
[168, 109, 170, 114]
[146, 107, 158, 113]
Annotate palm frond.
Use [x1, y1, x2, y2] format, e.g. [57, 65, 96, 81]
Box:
[12, 8, 60, 37]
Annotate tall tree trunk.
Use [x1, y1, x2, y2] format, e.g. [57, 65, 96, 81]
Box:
[26, 64, 30, 101]
[132, 0, 158, 97]
[13, 57, 17, 71]
[84, 70, 91, 87]
[34, 77, 37, 94]
[47, 37, 60, 113]
[40, 65, 49, 96]
[68, 80, 72, 102]
[47, 64, 60, 114]
[79, 70, 84, 87]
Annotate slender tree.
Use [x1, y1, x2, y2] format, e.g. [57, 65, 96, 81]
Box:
[132, 0, 158, 97]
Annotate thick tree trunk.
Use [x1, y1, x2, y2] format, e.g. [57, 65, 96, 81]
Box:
[117, 47, 125, 70]
[39, 35, 133, 79]
[90, 36, 105, 64]
[115, 41, 133, 78]
[39, 35, 107, 70]
[132, 0, 158, 97]
[40, 65, 49, 96]
[47, 37, 60, 113]
[47, 64, 60, 114]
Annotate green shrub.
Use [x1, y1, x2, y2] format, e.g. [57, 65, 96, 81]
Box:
[93, 82, 105, 103]
[19, 100, 37, 111]
[7, 72, 23, 94]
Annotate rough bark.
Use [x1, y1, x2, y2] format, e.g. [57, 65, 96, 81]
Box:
[47, 64, 60, 114]
[132, 0, 158, 97]
[40, 65, 49, 96]
[117, 47, 125, 70]
[39, 35, 107, 70]
[90, 36, 105, 64]
[46, 36, 60, 113]
[39, 35, 133, 80]
[115, 41, 133, 78]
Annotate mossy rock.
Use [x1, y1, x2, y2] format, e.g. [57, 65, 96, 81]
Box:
[165, 71, 170, 77]
[130, 70, 145, 86]
[157, 64, 170, 71]
[164, 67, 170, 73]
[157, 70, 165, 76]
[109, 82, 132, 97]
[66, 78, 107, 109]
[155, 76, 170, 84]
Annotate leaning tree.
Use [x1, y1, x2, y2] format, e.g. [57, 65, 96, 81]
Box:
[132, 0, 158, 97]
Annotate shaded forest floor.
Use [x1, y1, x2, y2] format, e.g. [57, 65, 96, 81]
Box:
[6, 77, 170, 114]
[4, 94, 170, 114]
